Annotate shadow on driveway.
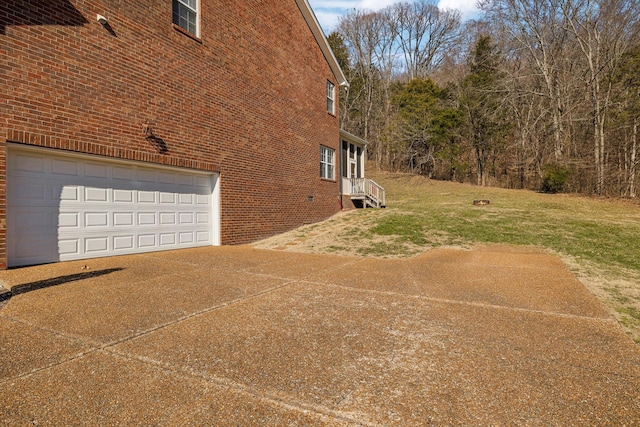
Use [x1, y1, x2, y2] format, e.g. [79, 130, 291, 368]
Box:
[10, 268, 124, 296]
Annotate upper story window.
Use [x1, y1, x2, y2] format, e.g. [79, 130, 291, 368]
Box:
[320, 146, 335, 180]
[173, 0, 199, 37]
[326, 81, 336, 115]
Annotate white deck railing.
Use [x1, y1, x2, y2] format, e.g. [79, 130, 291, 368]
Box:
[347, 178, 385, 208]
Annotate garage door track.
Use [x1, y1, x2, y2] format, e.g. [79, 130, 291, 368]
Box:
[1, 245, 639, 425]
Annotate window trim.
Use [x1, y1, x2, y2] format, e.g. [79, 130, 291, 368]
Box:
[172, 0, 200, 38]
[326, 80, 336, 115]
[320, 145, 335, 180]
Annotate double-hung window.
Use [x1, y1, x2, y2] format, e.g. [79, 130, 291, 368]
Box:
[326, 81, 335, 115]
[173, 0, 199, 37]
[320, 146, 335, 180]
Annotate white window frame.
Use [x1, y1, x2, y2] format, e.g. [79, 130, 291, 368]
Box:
[326, 81, 335, 115]
[320, 146, 335, 180]
[173, 0, 199, 37]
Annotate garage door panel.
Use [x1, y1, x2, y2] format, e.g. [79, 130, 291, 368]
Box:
[158, 171, 177, 185]
[179, 194, 194, 205]
[194, 176, 210, 187]
[139, 191, 156, 203]
[113, 235, 135, 251]
[177, 174, 194, 186]
[113, 189, 134, 203]
[160, 192, 176, 204]
[196, 231, 210, 243]
[10, 232, 59, 264]
[52, 158, 79, 176]
[85, 237, 109, 254]
[59, 212, 80, 228]
[137, 169, 156, 183]
[13, 153, 47, 174]
[138, 212, 157, 226]
[8, 147, 218, 267]
[60, 186, 80, 201]
[84, 187, 109, 202]
[196, 212, 210, 224]
[11, 182, 47, 202]
[58, 238, 80, 257]
[160, 212, 176, 225]
[114, 212, 134, 226]
[138, 234, 157, 248]
[179, 212, 194, 224]
[14, 211, 53, 231]
[85, 212, 109, 227]
[113, 166, 133, 181]
[85, 163, 108, 179]
[179, 232, 194, 244]
[160, 233, 177, 246]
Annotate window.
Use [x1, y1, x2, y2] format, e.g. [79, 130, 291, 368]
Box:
[320, 146, 335, 180]
[326, 81, 335, 115]
[173, 0, 198, 36]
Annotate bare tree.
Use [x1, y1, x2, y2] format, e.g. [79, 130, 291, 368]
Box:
[391, 1, 461, 80]
[481, 0, 575, 163]
[338, 10, 396, 167]
[563, 0, 640, 194]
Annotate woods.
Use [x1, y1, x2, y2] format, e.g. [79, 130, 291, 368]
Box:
[329, 0, 640, 196]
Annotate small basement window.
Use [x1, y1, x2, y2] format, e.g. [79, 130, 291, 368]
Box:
[320, 146, 335, 180]
[326, 81, 335, 115]
[173, 0, 199, 36]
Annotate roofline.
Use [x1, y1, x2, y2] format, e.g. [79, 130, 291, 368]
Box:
[295, 0, 349, 87]
[340, 129, 369, 146]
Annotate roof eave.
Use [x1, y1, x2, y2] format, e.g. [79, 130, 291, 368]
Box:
[340, 129, 369, 146]
[295, 0, 349, 87]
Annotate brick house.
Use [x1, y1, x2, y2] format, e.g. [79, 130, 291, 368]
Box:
[0, 0, 349, 267]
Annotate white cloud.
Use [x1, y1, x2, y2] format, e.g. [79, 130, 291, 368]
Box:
[436, 0, 480, 19]
[356, 0, 398, 10]
[313, 10, 343, 31]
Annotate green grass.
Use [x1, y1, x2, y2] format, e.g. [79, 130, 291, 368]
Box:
[369, 172, 640, 275]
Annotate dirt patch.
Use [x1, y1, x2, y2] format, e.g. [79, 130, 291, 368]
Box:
[254, 210, 366, 256]
[252, 209, 450, 259]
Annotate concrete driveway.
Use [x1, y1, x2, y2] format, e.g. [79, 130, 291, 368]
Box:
[1, 245, 638, 425]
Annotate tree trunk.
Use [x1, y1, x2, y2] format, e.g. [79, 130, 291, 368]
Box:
[630, 118, 637, 198]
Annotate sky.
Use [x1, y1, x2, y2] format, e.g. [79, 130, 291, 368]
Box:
[307, 0, 481, 32]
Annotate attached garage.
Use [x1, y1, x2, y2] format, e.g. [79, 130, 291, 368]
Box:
[7, 145, 220, 267]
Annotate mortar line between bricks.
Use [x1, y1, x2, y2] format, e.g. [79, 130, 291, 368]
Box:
[304, 280, 618, 324]
[102, 347, 377, 427]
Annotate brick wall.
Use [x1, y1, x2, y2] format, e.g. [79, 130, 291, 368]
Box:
[0, 0, 342, 266]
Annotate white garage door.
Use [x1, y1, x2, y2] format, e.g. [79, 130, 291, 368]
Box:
[7, 146, 219, 267]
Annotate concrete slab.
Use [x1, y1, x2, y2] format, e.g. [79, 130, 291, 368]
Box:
[314, 246, 610, 318]
[0, 317, 92, 381]
[2, 269, 288, 345]
[115, 282, 640, 425]
[0, 351, 341, 426]
[0, 245, 638, 425]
